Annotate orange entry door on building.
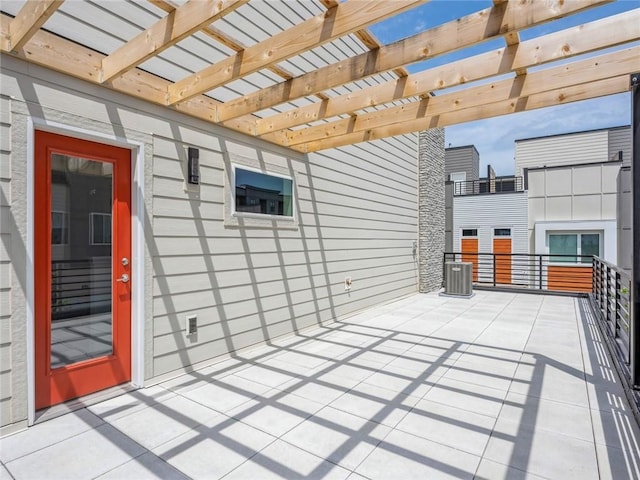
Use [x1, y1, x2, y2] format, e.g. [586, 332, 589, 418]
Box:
[493, 229, 512, 285]
[34, 131, 132, 409]
[461, 229, 478, 282]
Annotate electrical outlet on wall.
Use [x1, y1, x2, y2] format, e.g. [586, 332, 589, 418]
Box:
[186, 315, 198, 336]
[344, 277, 352, 291]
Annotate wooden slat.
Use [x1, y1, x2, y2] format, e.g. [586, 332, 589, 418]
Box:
[7, 0, 63, 51]
[216, 0, 611, 123]
[101, 0, 247, 83]
[256, 9, 640, 135]
[285, 46, 639, 147]
[0, 14, 257, 134]
[167, 0, 426, 105]
[295, 72, 630, 152]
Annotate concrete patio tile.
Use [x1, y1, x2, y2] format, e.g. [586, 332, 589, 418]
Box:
[223, 439, 351, 480]
[440, 359, 516, 392]
[0, 463, 11, 480]
[495, 391, 594, 442]
[594, 441, 640, 480]
[226, 390, 325, 437]
[94, 452, 189, 480]
[280, 374, 353, 404]
[152, 414, 277, 480]
[0, 408, 104, 463]
[233, 364, 301, 389]
[509, 361, 590, 407]
[3, 423, 145, 480]
[474, 459, 548, 480]
[362, 364, 436, 398]
[354, 429, 480, 480]
[316, 361, 379, 384]
[590, 405, 640, 451]
[270, 349, 334, 370]
[484, 417, 599, 480]
[109, 394, 221, 450]
[422, 377, 508, 418]
[394, 398, 496, 457]
[177, 374, 272, 413]
[328, 381, 420, 428]
[281, 406, 391, 471]
[88, 385, 176, 422]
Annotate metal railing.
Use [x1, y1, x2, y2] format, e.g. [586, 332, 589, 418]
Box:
[590, 256, 632, 375]
[452, 176, 524, 196]
[443, 252, 594, 294]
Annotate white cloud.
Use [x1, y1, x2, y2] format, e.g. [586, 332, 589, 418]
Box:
[445, 93, 631, 176]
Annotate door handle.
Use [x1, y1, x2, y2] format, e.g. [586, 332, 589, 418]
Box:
[116, 273, 130, 283]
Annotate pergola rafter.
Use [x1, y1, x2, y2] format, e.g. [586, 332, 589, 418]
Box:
[0, 0, 637, 152]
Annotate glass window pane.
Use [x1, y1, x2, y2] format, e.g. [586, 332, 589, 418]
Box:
[51, 154, 113, 368]
[235, 168, 293, 217]
[580, 234, 600, 263]
[549, 234, 577, 263]
[494, 228, 511, 237]
[462, 229, 477, 237]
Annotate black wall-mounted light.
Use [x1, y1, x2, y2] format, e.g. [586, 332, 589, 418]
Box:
[187, 147, 200, 185]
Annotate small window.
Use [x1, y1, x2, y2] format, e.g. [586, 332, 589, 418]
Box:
[548, 232, 600, 264]
[462, 229, 478, 237]
[90, 213, 112, 245]
[494, 228, 511, 237]
[234, 167, 293, 217]
[51, 211, 69, 245]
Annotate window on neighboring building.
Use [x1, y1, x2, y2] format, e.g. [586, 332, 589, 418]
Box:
[462, 229, 478, 237]
[234, 166, 293, 217]
[51, 211, 68, 245]
[90, 213, 112, 245]
[494, 228, 511, 237]
[548, 232, 600, 264]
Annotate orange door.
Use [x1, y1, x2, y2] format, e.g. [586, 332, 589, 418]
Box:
[35, 131, 131, 409]
[461, 238, 478, 282]
[493, 238, 511, 284]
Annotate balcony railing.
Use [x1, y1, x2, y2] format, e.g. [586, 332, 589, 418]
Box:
[443, 252, 594, 294]
[452, 176, 524, 196]
[590, 256, 632, 379]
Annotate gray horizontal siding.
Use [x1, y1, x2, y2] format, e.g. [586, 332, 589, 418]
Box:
[608, 126, 632, 166]
[1, 50, 418, 426]
[151, 133, 418, 376]
[515, 129, 609, 177]
[445, 146, 479, 182]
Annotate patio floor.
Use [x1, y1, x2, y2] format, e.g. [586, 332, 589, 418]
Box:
[2, 291, 640, 479]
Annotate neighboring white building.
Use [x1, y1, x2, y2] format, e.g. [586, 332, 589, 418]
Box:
[446, 125, 631, 281]
[518, 126, 631, 268]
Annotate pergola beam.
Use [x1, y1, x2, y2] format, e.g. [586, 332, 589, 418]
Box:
[101, 0, 247, 83]
[166, 0, 426, 105]
[289, 46, 636, 151]
[296, 75, 628, 153]
[255, 9, 640, 136]
[216, 0, 611, 123]
[6, 0, 63, 52]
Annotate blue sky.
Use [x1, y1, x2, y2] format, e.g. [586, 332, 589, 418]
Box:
[369, 0, 639, 175]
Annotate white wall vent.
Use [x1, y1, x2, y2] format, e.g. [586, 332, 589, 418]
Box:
[444, 262, 473, 296]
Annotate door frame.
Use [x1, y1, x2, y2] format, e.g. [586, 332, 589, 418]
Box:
[26, 118, 146, 425]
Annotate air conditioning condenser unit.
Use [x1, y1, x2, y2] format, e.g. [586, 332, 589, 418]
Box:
[444, 262, 473, 296]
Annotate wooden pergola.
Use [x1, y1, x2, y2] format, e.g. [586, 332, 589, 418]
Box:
[0, 0, 638, 153]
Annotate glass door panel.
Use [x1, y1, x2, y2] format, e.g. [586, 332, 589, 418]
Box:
[50, 154, 114, 369]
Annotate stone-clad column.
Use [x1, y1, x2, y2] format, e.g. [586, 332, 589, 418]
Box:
[418, 128, 445, 293]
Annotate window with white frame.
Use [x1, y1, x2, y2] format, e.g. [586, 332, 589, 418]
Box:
[234, 166, 293, 217]
[90, 213, 112, 245]
[548, 232, 600, 264]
